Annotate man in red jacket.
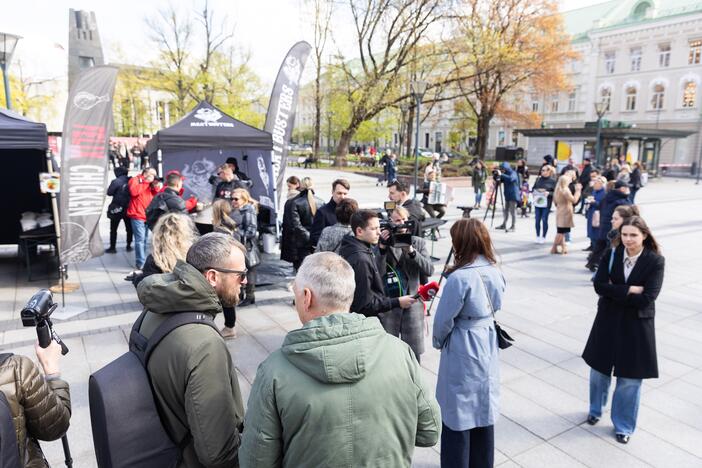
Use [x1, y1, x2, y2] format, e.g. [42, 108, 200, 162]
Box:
[127, 167, 160, 269]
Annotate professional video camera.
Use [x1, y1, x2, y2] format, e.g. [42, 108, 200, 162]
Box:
[379, 219, 416, 247]
[491, 168, 502, 182]
[21, 289, 69, 355]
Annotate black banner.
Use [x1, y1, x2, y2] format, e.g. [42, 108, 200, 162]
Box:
[264, 41, 312, 209]
[59, 66, 118, 263]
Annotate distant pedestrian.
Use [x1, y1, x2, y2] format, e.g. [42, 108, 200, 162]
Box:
[583, 216, 664, 445]
[551, 175, 582, 254]
[387, 153, 398, 184]
[472, 160, 488, 209]
[576, 158, 594, 214]
[516, 158, 530, 184]
[106, 166, 133, 253]
[496, 162, 519, 232]
[531, 165, 556, 244]
[420, 171, 446, 219]
[629, 161, 644, 202]
[585, 176, 607, 251]
[433, 218, 506, 468]
[127, 167, 160, 269]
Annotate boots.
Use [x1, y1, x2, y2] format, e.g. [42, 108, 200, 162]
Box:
[239, 283, 256, 307]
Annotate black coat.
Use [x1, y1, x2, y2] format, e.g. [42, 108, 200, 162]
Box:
[597, 190, 631, 240]
[338, 234, 399, 316]
[309, 198, 336, 246]
[145, 188, 187, 229]
[583, 246, 665, 379]
[280, 189, 324, 264]
[107, 174, 131, 209]
[579, 164, 593, 186]
[215, 179, 246, 200]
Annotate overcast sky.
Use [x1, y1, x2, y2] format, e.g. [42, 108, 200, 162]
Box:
[1, 0, 605, 87]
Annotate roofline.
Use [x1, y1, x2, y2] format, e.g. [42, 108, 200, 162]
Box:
[516, 127, 696, 139]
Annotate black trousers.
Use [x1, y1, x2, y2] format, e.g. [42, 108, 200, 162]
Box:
[109, 214, 133, 249]
[588, 239, 608, 268]
[440, 423, 494, 468]
[223, 306, 236, 328]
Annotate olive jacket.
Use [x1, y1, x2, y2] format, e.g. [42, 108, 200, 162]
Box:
[0, 354, 71, 467]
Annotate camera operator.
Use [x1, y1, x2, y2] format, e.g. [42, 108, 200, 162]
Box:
[388, 181, 425, 236]
[378, 207, 434, 362]
[338, 210, 416, 318]
[495, 162, 520, 232]
[0, 340, 71, 465]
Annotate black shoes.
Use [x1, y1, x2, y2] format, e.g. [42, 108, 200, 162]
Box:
[586, 415, 600, 425]
[105, 247, 117, 254]
[238, 297, 255, 307]
[495, 224, 506, 230]
[582, 245, 593, 252]
[126, 245, 134, 252]
[506, 226, 516, 232]
[615, 434, 630, 444]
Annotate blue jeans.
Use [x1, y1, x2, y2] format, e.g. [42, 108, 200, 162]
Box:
[130, 219, 149, 268]
[534, 207, 549, 237]
[589, 368, 642, 436]
[474, 188, 483, 206]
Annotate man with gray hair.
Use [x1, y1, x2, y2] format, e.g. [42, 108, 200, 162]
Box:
[135, 232, 247, 467]
[239, 252, 441, 468]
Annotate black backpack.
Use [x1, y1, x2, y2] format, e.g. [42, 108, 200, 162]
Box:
[89, 312, 217, 468]
[145, 193, 169, 231]
[0, 354, 21, 468]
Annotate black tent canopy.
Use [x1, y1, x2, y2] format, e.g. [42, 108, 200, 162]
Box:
[145, 101, 273, 154]
[0, 109, 51, 244]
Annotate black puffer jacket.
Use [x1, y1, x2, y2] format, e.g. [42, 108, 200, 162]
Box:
[309, 198, 335, 246]
[145, 188, 187, 229]
[280, 189, 323, 264]
[338, 234, 400, 316]
[215, 179, 246, 201]
[106, 169, 131, 211]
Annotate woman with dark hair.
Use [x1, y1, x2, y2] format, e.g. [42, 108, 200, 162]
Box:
[212, 199, 237, 235]
[583, 216, 664, 445]
[286, 175, 301, 200]
[281, 177, 324, 271]
[531, 164, 556, 244]
[516, 158, 529, 184]
[433, 218, 506, 468]
[586, 204, 640, 272]
[316, 198, 359, 253]
[472, 160, 487, 209]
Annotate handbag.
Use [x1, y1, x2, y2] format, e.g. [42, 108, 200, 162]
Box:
[478, 273, 514, 350]
[592, 210, 600, 228]
[532, 189, 548, 208]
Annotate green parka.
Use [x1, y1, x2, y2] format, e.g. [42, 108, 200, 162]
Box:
[136, 261, 245, 468]
[239, 313, 441, 468]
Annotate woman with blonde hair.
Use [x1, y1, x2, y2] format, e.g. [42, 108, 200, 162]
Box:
[281, 176, 323, 271]
[552, 174, 581, 254]
[132, 212, 199, 287]
[231, 188, 259, 307]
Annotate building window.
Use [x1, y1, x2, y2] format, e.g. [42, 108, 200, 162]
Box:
[630, 47, 642, 72]
[651, 83, 665, 110]
[550, 94, 559, 113]
[682, 81, 697, 108]
[690, 40, 702, 65]
[600, 87, 612, 111]
[424, 132, 430, 148]
[658, 43, 671, 67]
[531, 95, 539, 112]
[625, 86, 637, 111]
[78, 56, 95, 69]
[604, 51, 616, 74]
[568, 90, 577, 112]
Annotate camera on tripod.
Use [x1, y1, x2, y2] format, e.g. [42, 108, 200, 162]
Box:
[379, 219, 415, 247]
[21, 289, 69, 355]
[491, 169, 502, 182]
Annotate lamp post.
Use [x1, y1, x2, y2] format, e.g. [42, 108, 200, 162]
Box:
[0, 33, 21, 110]
[594, 100, 608, 168]
[399, 102, 409, 157]
[411, 80, 427, 199]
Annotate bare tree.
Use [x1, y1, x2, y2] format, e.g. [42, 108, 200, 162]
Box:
[146, 4, 193, 117]
[309, 0, 333, 158]
[192, 0, 234, 102]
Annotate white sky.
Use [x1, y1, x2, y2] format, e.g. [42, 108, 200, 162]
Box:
[1, 0, 606, 87]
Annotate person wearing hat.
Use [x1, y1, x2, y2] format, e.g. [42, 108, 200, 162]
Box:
[541, 154, 555, 169]
[587, 180, 632, 270]
[226, 157, 251, 185]
[576, 158, 594, 214]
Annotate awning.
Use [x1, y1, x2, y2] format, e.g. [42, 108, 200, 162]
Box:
[516, 127, 695, 139]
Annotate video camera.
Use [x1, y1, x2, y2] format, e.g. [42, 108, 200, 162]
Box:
[21, 290, 69, 355]
[379, 219, 416, 247]
[491, 169, 502, 182]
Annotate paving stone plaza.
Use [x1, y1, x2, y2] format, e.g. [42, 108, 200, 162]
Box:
[1, 169, 701, 467]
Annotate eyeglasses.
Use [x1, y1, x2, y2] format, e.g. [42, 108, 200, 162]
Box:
[231, 197, 239, 201]
[206, 266, 248, 280]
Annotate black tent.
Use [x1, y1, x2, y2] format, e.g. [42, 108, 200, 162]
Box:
[0, 109, 51, 244]
[145, 101, 277, 215]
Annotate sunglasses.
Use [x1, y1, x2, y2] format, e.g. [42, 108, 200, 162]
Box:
[206, 266, 248, 280]
[231, 197, 240, 201]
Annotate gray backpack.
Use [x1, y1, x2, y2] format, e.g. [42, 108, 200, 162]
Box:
[89, 312, 217, 468]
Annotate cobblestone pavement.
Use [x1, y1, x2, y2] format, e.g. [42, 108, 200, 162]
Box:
[1, 170, 701, 467]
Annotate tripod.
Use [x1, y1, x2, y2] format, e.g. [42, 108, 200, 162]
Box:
[482, 177, 504, 227]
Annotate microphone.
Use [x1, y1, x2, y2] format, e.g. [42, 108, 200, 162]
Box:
[413, 281, 440, 301]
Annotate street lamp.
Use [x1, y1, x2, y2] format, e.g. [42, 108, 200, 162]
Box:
[0, 33, 21, 110]
[594, 100, 608, 167]
[399, 102, 409, 157]
[411, 80, 427, 199]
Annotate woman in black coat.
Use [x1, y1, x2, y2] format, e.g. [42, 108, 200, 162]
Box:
[582, 216, 664, 445]
[280, 178, 324, 271]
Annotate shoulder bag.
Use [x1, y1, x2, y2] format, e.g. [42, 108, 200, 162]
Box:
[477, 273, 514, 350]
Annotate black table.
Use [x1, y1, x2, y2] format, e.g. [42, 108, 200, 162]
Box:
[18, 225, 58, 281]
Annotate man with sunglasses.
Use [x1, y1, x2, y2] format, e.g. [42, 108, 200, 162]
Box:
[135, 233, 247, 467]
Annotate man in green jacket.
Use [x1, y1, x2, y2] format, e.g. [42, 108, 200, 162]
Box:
[136, 233, 247, 467]
[239, 252, 441, 468]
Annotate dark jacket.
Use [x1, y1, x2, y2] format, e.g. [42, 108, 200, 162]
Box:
[215, 179, 246, 201]
[0, 354, 71, 468]
[630, 168, 642, 189]
[146, 187, 188, 229]
[136, 261, 245, 468]
[597, 190, 631, 240]
[583, 246, 665, 379]
[402, 198, 426, 236]
[532, 175, 557, 208]
[280, 189, 324, 264]
[106, 171, 131, 209]
[499, 163, 520, 202]
[309, 198, 337, 246]
[579, 164, 593, 186]
[132, 254, 163, 288]
[338, 234, 400, 316]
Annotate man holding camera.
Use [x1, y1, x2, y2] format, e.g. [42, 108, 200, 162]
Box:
[338, 210, 416, 317]
[495, 162, 520, 232]
[378, 207, 434, 362]
[0, 340, 71, 465]
[127, 167, 161, 269]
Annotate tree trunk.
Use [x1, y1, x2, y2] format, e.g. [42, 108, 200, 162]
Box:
[476, 112, 492, 160]
[334, 129, 354, 165]
[313, 64, 322, 158]
[405, 105, 415, 158]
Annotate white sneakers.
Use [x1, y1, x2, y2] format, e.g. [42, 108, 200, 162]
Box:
[536, 236, 545, 244]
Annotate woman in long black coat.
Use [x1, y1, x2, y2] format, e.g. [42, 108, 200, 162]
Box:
[582, 216, 664, 445]
[280, 178, 323, 271]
